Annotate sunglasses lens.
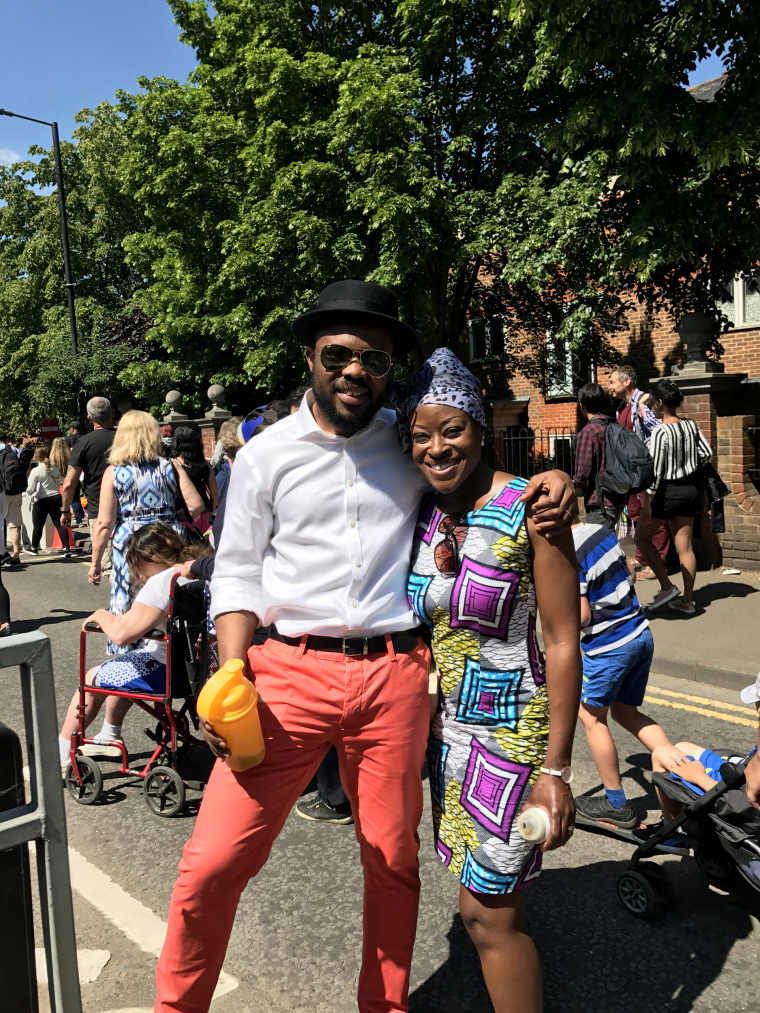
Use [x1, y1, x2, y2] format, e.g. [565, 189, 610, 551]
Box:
[320, 345, 392, 377]
[362, 351, 392, 377]
[321, 345, 353, 371]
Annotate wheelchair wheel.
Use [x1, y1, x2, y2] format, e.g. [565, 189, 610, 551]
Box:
[617, 869, 662, 919]
[143, 765, 186, 817]
[65, 758, 103, 806]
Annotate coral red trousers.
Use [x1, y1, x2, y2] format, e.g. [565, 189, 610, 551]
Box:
[155, 634, 431, 1013]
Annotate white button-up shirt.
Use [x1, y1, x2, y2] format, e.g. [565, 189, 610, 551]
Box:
[210, 395, 429, 636]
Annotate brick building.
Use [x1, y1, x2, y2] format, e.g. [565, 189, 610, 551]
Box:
[472, 293, 760, 568]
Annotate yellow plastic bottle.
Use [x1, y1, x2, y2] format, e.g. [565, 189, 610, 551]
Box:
[196, 659, 266, 772]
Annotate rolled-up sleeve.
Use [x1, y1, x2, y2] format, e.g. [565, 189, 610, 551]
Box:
[209, 451, 272, 622]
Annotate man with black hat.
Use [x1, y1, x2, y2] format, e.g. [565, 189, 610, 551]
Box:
[155, 279, 576, 1013]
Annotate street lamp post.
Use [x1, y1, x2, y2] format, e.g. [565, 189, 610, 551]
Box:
[0, 108, 85, 430]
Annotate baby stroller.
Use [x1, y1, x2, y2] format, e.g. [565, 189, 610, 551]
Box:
[65, 575, 213, 817]
[615, 753, 760, 919]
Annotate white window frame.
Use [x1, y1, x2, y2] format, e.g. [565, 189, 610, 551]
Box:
[718, 274, 760, 329]
[545, 338, 575, 398]
[548, 433, 576, 473]
[467, 315, 506, 363]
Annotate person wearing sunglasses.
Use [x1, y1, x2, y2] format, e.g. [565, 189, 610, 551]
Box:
[155, 280, 578, 1013]
[398, 347, 582, 1013]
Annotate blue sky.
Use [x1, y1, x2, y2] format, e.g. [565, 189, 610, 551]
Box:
[0, 0, 197, 165]
[0, 1, 727, 167]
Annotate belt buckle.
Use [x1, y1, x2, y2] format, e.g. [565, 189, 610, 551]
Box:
[341, 637, 368, 656]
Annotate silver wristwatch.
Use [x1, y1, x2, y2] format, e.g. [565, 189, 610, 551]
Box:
[539, 765, 573, 784]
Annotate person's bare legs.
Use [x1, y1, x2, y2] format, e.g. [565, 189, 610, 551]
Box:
[579, 704, 622, 790]
[459, 885, 542, 1013]
[103, 695, 133, 726]
[651, 741, 702, 819]
[610, 703, 672, 753]
[8, 525, 21, 561]
[670, 516, 697, 605]
[634, 501, 675, 600]
[60, 667, 106, 739]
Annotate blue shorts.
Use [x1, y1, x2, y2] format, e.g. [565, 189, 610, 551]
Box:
[95, 651, 167, 694]
[581, 628, 654, 709]
[669, 748, 749, 795]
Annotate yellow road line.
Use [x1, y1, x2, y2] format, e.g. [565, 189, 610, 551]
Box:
[644, 694, 758, 728]
[648, 685, 754, 715]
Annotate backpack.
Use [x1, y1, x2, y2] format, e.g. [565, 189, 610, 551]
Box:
[595, 419, 655, 503]
[0, 447, 27, 496]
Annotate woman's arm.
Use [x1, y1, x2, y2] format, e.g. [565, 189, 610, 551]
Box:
[175, 461, 204, 518]
[83, 603, 165, 646]
[89, 467, 117, 585]
[525, 519, 583, 850]
[207, 463, 219, 511]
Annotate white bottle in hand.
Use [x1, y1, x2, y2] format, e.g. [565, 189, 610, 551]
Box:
[517, 807, 551, 843]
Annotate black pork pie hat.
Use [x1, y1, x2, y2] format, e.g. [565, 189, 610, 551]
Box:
[291, 279, 418, 355]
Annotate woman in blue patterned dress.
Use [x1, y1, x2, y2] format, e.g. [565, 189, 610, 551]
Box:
[89, 411, 203, 654]
[398, 350, 581, 1013]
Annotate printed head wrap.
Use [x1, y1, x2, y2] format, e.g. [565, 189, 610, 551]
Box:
[392, 347, 486, 453]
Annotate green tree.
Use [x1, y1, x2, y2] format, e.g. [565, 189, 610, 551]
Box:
[119, 0, 628, 396]
[507, 0, 760, 334]
[0, 102, 157, 433]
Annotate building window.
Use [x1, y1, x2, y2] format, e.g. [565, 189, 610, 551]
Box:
[467, 315, 506, 362]
[545, 338, 595, 399]
[718, 275, 760, 329]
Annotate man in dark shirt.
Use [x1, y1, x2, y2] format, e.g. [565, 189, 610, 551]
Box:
[573, 382, 621, 529]
[60, 397, 116, 573]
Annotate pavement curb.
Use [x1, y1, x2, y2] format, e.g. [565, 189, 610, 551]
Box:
[651, 659, 755, 694]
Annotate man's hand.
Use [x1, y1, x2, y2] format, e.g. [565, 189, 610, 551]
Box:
[199, 716, 230, 760]
[88, 563, 102, 586]
[176, 560, 195, 579]
[520, 470, 577, 539]
[60, 512, 71, 528]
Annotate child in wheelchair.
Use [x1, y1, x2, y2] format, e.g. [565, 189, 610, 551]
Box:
[57, 522, 212, 772]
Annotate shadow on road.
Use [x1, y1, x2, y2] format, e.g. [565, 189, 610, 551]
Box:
[411, 858, 758, 1012]
[11, 608, 93, 634]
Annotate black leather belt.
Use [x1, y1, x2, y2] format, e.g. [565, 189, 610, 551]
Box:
[269, 626, 424, 657]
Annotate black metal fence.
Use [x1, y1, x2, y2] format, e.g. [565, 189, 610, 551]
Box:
[483, 426, 577, 478]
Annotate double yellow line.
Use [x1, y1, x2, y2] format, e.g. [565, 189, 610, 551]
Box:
[644, 685, 758, 728]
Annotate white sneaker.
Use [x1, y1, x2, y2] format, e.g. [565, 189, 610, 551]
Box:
[80, 736, 124, 758]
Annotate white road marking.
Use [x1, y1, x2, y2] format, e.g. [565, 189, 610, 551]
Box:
[36, 947, 110, 984]
[68, 847, 238, 1000]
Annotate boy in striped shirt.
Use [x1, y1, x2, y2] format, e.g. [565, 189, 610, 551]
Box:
[572, 521, 673, 828]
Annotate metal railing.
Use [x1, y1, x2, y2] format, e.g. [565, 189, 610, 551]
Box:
[484, 426, 577, 478]
[0, 632, 82, 1013]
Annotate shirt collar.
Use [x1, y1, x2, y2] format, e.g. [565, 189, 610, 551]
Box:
[293, 390, 394, 442]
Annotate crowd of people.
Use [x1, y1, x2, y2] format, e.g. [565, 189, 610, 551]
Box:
[2, 279, 759, 1013]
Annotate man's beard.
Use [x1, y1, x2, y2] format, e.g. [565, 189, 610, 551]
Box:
[310, 371, 385, 434]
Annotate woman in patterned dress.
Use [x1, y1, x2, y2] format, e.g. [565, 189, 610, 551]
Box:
[89, 411, 203, 654]
[398, 349, 581, 1013]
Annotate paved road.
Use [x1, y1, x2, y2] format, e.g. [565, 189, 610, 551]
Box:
[2, 551, 760, 1013]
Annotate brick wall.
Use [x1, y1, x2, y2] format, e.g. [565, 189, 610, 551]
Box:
[717, 415, 760, 569]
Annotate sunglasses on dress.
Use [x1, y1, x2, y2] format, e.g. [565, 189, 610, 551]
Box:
[434, 515, 467, 576]
[319, 344, 393, 378]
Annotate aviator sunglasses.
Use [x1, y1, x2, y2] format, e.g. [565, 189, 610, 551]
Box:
[319, 344, 393, 378]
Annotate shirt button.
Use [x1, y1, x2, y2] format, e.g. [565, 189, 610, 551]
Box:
[354, 560, 361, 567]
[349, 520, 356, 528]
[351, 601, 357, 608]
[348, 480, 354, 487]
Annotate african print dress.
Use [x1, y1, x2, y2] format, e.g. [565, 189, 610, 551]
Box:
[107, 458, 183, 655]
[408, 477, 549, 895]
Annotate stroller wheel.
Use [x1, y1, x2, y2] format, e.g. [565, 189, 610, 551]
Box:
[143, 765, 186, 817]
[637, 862, 673, 906]
[694, 846, 735, 884]
[617, 870, 662, 919]
[65, 757, 103, 806]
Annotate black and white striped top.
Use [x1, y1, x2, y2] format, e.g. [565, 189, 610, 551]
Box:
[645, 418, 712, 493]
